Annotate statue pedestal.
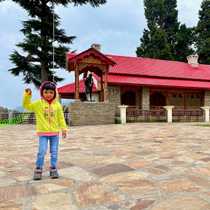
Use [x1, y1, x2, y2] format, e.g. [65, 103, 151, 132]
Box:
[68, 101, 115, 126]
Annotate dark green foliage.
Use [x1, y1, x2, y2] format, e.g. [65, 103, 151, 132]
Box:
[174, 24, 195, 61]
[9, 0, 106, 87]
[196, 0, 210, 64]
[136, 28, 173, 60]
[137, 0, 195, 61]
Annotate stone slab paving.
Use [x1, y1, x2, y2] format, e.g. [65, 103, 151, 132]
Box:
[1, 123, 210, 209]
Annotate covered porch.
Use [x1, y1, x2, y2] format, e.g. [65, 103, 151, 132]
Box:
[119, 86, 208, 122]
[120, 86, 205, 110]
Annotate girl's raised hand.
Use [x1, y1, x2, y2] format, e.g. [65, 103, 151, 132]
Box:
[25, 88, 32, 95]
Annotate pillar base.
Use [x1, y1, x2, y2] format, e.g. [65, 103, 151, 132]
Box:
[118, 105, 128, 124]
[201, 106, 210, 122]
[163, 106, 174, 123]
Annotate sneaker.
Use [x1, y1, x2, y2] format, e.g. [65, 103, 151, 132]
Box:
[50, 167, 59, 179]
[33, 167, 42, 180]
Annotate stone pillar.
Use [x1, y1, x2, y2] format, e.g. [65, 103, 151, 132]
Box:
[142, 87, 150, 110]
[204, 91, 210, 106]
[8, 111, 13, 124]
[99, 76, 104, 102]
[201, 106, 210, 122]
[118, 105, 128, 124]
[103, 72, 108, 102]
[136, 88, 141, 108]
[163, 106, 174, 123]
[108, 86, 120, 105]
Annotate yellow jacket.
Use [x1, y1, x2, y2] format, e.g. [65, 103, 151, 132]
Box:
[22, 90, 68, 134]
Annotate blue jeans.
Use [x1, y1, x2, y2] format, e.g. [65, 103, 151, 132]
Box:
[36, 135, 59, 169]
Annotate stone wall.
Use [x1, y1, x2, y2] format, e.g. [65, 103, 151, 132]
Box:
[136, 88, 142, 108]
[107, 86, 121, 113]
[204, 91, 210, 106]
[142, 87, 150, 110]
[68, 101, 116, 126]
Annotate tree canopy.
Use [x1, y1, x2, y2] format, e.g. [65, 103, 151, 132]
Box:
[9, 0, 106, 87]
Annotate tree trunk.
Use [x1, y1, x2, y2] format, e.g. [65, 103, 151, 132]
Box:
[41, 63, 48, 82]
[40, 0, 49, 83]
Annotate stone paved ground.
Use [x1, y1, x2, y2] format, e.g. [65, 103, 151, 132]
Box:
[1, 123, 210, 210]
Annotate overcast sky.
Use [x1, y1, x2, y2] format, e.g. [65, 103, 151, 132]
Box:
[0, 0, 203, 109]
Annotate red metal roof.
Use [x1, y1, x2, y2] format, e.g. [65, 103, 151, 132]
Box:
[64, 52, 210, 90]
[58, 79, 98, 94]
[67, 53, 210, 80]
[108, 75, 210, 90]
[58, 74, 210, 94]
[106, 55, 210, 81]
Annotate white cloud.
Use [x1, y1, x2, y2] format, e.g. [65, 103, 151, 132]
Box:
[0, 0, 22, 14]
[56, 0, 146, 55]
[177, 0, 202, 26]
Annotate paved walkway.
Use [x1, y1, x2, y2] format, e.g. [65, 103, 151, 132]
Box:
[1, 123, 210, 210]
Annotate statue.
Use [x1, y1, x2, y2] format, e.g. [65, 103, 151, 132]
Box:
[84, 72, 94, 101]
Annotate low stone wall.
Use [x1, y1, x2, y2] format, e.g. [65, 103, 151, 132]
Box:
[68, 101, 116, 126]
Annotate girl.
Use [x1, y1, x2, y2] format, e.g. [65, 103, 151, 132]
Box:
[23, 81, 68, 180]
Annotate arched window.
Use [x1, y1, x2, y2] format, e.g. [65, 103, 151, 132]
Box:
[121, 91, 136, 106]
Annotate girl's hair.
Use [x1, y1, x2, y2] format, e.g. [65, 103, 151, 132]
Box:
[40, 81, 57, 100]
[42, 82, 56, 91]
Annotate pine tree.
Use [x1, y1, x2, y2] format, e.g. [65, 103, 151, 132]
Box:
[163, 0, 179, 47]
[9, 0, 106, 87]
[137, 0, 194, 61]
[137, 28, 173, 60]
[174, 24, 195, 61]
[196, 0, 210, 64]
[136, 0, 171, 60]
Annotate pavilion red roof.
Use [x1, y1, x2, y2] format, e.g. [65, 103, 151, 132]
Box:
[67, 48, 116, 68]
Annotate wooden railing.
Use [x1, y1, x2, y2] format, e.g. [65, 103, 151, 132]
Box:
[126, 106, 167, 122]
[172, 108, 204, 122]
[126, 106, 204, 122]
